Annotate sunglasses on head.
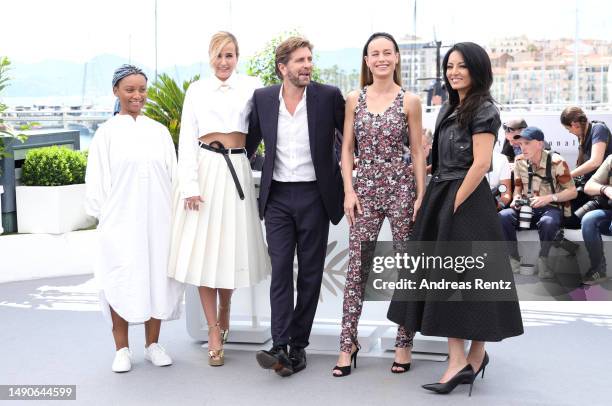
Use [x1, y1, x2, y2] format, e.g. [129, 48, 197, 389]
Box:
[503, 124, 518, 132]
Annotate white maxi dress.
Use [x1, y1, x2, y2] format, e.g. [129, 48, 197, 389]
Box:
[85, 114, 184, 324]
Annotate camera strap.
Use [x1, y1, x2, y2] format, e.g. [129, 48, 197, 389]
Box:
[527, 153, 554, 196]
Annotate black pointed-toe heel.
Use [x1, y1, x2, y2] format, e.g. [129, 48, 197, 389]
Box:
[476, 351, 489, 379]
[391, 361, 411, 374]
[332, 346, 360, 378]
[462, 351, 489, 384]
[422, 364, 476, 396]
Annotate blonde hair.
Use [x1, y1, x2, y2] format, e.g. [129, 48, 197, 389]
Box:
[208, 31, 239, 67]
[274, 36, 313, 79]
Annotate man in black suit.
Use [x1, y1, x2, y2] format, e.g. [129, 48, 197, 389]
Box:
[247, 36, 345, 377]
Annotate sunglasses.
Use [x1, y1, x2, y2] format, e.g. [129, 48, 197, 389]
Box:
[503, 125, 522, 132]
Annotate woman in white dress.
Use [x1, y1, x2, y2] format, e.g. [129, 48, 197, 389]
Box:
[168, 32, 270, 366]
[85, 65, 184, 373]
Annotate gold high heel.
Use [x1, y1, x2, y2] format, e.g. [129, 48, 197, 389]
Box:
[207, 324, 224, 367]
[218, 301, 231, 344]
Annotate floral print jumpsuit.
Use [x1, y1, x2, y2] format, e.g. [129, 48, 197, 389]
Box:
[340, 87, 416, 352]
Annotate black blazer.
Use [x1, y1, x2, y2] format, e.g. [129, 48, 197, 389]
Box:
[247, 81, 345, 225]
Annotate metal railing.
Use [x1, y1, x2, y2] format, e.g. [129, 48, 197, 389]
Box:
[2, 102, 611, 127]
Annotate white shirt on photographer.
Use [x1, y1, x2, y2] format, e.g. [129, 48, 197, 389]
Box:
[486, 152, 511, 189]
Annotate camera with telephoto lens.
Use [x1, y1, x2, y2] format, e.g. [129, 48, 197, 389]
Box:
[514, 196, 533, 230]
[575, 196, 612, 219]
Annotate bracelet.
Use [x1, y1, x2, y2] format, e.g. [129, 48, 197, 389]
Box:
[600, 185, 609, 196]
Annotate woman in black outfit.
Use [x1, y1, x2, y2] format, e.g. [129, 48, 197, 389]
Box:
[387, 42, 524, 395]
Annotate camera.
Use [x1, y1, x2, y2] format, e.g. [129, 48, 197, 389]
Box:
[515, 197, 533, 230]
[573, 176, 587, 193]
[575, 196, 612, 219]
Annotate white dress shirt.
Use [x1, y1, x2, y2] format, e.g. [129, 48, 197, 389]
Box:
[178, 73, 262, 198]
[273, 86, 316, 182]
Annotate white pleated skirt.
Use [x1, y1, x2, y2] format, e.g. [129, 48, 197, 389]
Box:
[168, 147, 271, 288]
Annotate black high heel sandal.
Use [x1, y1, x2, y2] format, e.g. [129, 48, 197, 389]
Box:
[332, 345, 360, 377]
[391, 361, 411, 373]
[391, 347, 411, 374]
[422, 364, 476, 396]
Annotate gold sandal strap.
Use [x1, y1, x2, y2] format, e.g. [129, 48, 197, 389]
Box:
[208, 349, 224, 358]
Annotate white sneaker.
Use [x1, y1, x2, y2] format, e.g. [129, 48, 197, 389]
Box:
[536, 256, 554, 279]
[112, 347, 132, 373]
[509, 257, 521, 274]
[144, 343, 173, 367]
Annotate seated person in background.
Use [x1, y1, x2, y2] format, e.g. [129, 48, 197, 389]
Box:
[487, 151, 512, 210]
[498, 127, 577, 277]
[561, 107, 612, 228]
[561, 107, 612, 179]
[580, 154, 612, 285]
[501, 118, 527, 165]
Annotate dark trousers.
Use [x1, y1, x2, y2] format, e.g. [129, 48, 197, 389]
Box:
[581, 209, 612, 272]
[499, 205, 562, 258]
[264, 181, 329, 349]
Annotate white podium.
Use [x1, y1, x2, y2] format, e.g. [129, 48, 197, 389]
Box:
[185, 175, 448, 355]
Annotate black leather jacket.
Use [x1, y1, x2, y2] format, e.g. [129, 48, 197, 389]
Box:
[430, 101, 501, 182]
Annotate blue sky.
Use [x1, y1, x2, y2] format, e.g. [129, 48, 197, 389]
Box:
[0, 0, 609, 68]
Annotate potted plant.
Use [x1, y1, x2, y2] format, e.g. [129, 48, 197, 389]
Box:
[15, 146, 95, 234]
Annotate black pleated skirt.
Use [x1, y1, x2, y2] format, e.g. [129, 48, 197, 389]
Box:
[387, 177, 524, 341]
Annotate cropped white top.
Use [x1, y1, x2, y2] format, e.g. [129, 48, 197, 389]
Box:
[178, 73, 262, 198]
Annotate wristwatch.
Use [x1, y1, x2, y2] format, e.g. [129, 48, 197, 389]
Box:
[551, 194, 558, 203]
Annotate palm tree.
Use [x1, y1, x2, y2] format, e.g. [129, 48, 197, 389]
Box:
[143, 73, 200, 149]
[1, 57, 27, 176]
[1, 56, 13, 142]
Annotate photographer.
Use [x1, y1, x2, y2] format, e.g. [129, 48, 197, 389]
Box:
[561, 107, 612, 228]
[499, 127, 577, 277]
[561, 107, 612, 179]
[580, 154, 612, 285]
[487, 151, 512, 210]
[501, 118, 527, 164]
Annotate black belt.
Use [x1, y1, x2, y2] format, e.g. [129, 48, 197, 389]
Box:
[199, 141, 245, 200]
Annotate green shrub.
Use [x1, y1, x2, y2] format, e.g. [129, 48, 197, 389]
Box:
[20, 146, 88, 186]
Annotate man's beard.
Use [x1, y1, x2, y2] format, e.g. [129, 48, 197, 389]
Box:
[286, 69, 310, 88]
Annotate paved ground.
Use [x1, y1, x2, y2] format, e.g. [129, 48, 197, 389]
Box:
[1, 275, 612, 406]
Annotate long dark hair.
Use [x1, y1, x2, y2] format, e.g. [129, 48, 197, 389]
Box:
[360, 32, 402, 88]
[442, 42, 494, 128]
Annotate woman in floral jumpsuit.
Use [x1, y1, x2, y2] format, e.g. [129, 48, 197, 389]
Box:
[333, 32, 426, 377]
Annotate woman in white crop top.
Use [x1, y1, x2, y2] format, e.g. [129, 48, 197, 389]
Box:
[168, 32, 271, 367]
